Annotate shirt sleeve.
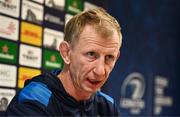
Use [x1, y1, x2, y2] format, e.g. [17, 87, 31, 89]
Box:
[6, 100, 49, 116]
[6, 81, 52, 116]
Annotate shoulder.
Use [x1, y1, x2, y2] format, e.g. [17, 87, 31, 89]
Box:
[96, 91, 114, 104]
[18, 81, 52, 107]
[95, 91, 121, 116]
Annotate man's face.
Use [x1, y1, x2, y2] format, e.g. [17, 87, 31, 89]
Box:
[69, 25, 120, 94]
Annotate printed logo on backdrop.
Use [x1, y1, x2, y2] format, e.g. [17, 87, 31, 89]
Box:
[84, 1, 98, 11]
[0, 15, 19, 41]
[19, 44, 42, 68]
[44, 6, 65, 31]
[0, 88, 15, 111]
[66, 0, 83, 15]
[18, 67, 41, 88]
[0, 0, 20, 18]
[22, 0, 44, 25]
[45, 0, 65, 11]
[120, 72, 145, 114]
[65, 13, 73, 24]
[32, 0, 44, 4]
[0, 40, 17, 64]
[0, 64, 16, 88]
[43, 49, 64, 70]
[154, 76, 173, 115]
[21, 22, 42, 46]
[43, 28, 64, 50]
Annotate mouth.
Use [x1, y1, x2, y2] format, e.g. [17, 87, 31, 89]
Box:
[87, 78, 101, 85]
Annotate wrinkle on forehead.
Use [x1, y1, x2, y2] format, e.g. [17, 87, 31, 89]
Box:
[72, 24, 121, 50]
[82, 39, 120, 49]
[81, 27, 120, 47]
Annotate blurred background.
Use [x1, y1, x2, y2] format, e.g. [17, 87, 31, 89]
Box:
[0, 0, 179, 116]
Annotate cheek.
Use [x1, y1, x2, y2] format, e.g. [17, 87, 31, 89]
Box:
[70, 57, 85, 77]
[104, 64, 115, 78]
[109, 62, 116, 71]
[107, 63, 115, 72]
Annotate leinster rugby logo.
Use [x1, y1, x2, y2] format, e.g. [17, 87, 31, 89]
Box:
[120, 72, 145, 114]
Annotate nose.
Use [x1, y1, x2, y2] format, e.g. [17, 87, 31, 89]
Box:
[93, 59, 106, 76]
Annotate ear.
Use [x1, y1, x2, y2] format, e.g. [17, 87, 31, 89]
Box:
[59, 41, 71, 64]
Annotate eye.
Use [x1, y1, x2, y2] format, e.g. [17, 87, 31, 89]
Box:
[86, 51, 97, 60]
[87, 51, 96, 57]
[105, 55, 115, 61]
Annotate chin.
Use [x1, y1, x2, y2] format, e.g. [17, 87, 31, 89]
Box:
[84, 87, 99, 94]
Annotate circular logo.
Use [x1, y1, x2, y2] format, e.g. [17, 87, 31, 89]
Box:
[120, 72, 145, 114]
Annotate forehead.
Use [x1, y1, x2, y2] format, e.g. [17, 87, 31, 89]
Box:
[75, 25, 120, 52]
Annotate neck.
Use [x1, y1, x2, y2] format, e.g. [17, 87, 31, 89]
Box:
[58, 69, 92, 101]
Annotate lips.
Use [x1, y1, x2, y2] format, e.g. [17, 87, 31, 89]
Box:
[87, 78, 101, 85]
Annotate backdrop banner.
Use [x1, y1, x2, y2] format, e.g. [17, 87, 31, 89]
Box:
[102, 0, 180, 116]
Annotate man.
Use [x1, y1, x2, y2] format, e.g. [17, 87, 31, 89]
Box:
[6, 7, 122, 116]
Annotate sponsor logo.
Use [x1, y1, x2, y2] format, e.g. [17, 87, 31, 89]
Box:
[154, 76, 173, 115]
[44, 13, 64, 26]
[0, 44, 13, 60]
[22, 0, 43, 24]
[45, 0, 65, 11]
[43, 28, 64, 50]
[21, 22, 42, 46]
[18, 67, 41, 88]
[0, 40, 17, 64]
[0, 0, 17, 10]
[0, 0, 20, 17]
[0, 64, 17, 87]
[0, 88, 15, 111]
[45, 55, 61, 68]
[66, 0, 83, 14]
[0, 15, 19, 41]
[23, 50, 38, 61]
[43, 49, 63, 70]
[19, 44, 42, 68]
[120, 72, 145, 114]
